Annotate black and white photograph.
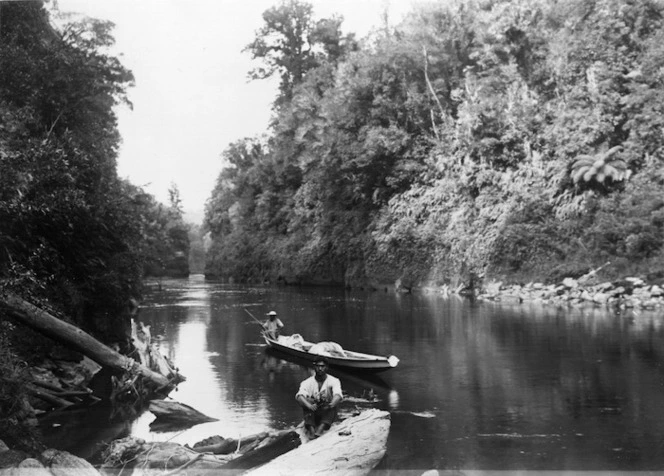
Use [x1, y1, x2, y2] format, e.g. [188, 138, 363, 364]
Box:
[1, 0, 664, 474]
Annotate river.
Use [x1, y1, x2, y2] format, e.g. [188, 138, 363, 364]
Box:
[41, 275, 664, 473]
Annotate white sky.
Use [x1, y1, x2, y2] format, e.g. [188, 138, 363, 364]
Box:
[52, 0, 417, 221]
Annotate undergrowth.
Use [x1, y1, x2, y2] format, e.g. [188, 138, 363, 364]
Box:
[0, 320, 44, 453]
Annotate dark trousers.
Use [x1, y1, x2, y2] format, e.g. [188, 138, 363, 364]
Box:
[303, 405, 337, 428]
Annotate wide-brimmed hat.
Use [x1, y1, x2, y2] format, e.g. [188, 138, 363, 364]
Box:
[267, 311, 277, 316]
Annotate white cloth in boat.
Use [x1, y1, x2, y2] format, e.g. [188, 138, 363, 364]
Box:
[277, 334, 305, 349]
[308, 341, 345, 358]
[296, 374, 343, 404]
[277, 335, 346, 357]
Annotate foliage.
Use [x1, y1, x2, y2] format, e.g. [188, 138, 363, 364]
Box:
[0, 321, 42, 452]
[245, 0, 357, 106]
[571, 145, 631, 192]
[0, 2, 188, 337]
[206, 0, 664, 288]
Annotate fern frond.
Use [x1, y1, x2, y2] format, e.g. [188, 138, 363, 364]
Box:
[571, 155, 594, 169]
[572, 166, 590, 183]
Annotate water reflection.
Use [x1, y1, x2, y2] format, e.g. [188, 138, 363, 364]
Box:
[42, 278, 664, 471]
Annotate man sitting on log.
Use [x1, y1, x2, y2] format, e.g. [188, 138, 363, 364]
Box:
[295, 357, 343, 439]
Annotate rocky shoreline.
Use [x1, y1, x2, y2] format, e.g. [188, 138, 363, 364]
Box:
[476, 275, 664, 312]
[0, 441, 102, 476]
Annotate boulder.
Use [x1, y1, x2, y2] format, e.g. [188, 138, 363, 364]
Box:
[562, 277, 578, 289]
[40, 449, 101, 476]
[650, 285, 664, 297]
[18, 458, 51, 476]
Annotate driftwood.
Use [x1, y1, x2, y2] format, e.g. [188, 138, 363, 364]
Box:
[101, 437, 232, 474]
[220, 431, 300, 471]
[245, 409, 391, 476]
[148, 399, 218, 433]
[29, 379, 100, 409]
[1, 292, 184, 391]
[32, 379, 94, 398]
[193, 431, 268, 455]
[101, 429, 301, 475]
[131, 320, 179, 378]
[25, 383, 75, 410]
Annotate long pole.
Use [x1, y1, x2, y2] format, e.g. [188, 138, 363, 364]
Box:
[245, 309, 267, 340]
[244, 308, 264, 326]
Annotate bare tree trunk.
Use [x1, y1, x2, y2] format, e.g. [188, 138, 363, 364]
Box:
[1, 292, 183, 390]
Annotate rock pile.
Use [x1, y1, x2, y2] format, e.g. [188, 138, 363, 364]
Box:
[479, 276, 664, 311]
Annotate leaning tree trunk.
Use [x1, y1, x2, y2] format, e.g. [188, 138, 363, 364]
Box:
[1, 292, 183, 390]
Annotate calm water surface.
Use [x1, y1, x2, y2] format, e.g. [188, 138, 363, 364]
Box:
[42, 275, 664, 472]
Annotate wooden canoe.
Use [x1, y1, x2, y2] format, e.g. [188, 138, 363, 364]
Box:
[244, 409, 391, 476]
[263, 334, 399, 373]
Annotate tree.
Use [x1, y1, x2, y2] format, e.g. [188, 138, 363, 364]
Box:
[208, 0, 664, 287]
[0, 1, 141, 337]
[571, 145, 631, 186]
[245, 0, 356, 105]
[168, 182, 184, 216]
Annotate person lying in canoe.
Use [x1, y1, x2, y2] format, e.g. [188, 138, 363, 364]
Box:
[262, 310, 284, 339]
[295, 357, 343, 439]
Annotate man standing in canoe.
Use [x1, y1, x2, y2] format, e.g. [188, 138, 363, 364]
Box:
[262, 310, 284, 339]
[296, 357, 343, 438]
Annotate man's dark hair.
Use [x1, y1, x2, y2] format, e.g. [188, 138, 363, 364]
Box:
[313, 357, 328, 366]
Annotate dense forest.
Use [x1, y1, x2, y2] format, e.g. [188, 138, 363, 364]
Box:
[0, 2, 190, 446]
[204, 0, 664, 290]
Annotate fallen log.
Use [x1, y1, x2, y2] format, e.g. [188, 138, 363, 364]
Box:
[101, 437, 231, 474]
[192, 431, 267, 455]
[244, 409, 391, 476]
[32, 379, 92, 398]
[220, 431, 300, 471]
[1, 292, 184, 391]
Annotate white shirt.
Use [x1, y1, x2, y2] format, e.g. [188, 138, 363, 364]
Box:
[264, 318, 283, 334]
[296, 374, 343, 404]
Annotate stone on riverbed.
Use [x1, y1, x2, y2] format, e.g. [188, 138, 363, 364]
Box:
[40, 448, 100, 476]
[17, 458, 52, 476]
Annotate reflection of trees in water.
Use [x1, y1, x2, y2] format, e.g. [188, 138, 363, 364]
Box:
[450, 300, 664, 468]
[137, 280, 664, 469]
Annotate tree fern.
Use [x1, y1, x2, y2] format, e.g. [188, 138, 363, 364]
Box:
[571, 145, 631, 184]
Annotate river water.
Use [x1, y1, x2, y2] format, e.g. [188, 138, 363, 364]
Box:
[41, 275, 664, 473]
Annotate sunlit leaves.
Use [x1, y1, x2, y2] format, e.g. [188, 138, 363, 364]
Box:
[208, 0, 664, 285]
